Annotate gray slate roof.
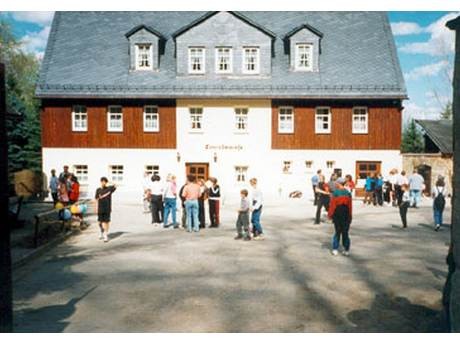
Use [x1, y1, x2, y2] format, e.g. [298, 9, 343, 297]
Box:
[37, 11, 407, 99]
[416, 120, 453, 154]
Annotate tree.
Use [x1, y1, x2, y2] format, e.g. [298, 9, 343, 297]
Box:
[401, 119, 424, 153]
[440, 101, 453, 120]
[0, 21, 42, 180]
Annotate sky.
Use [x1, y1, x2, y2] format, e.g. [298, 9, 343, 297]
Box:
[0, 11, 458, 122]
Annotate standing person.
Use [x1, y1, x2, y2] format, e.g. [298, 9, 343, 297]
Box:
[328, 178, 352, 256]
[198, 179, 208, 228]
[59, 165, 70, 180]
[328, 173, 338, 194]
[408, 169, 424, 208]
[58, 176, 69, 206]
[95, 177, 116, 242]
[234, 189, 251, 241]
[49, 169, 59, 205]
[208, 177, 221, 228]
[344, 174, 355, 194]
[395, 170, 408, 206]
[182, 174, 201, 232]
[388, 169, 398, 207]
[163, 174, 179, 229]
[149, 175, 164, 227]
[179, 182, 187, 229]
[363, 173, 375, 205]
[398, 184, 410, 229]
[250, 178, 264, 240]
[432, 176, 447, 231]
[311, 170, 321, 206]
[69, 175, 80, 204]
[374, 174, 384, 206]
[314, 174, 330, 225]
[142, 172, 152, 213]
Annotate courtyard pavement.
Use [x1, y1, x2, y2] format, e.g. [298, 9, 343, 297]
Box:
[12, 197, 451, 332]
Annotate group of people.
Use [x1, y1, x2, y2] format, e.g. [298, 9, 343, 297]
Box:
[49, 165, 80, 206]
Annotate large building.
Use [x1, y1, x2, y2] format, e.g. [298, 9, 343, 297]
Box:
[37, 11, 407, 202]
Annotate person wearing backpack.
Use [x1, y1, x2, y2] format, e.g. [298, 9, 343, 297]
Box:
[432, 176, 447, 231]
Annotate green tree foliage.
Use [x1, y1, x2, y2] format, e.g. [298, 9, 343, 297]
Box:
[440, 101, 453, 120]
[401, 119, 424, 153]
[0, 21, 42, 175]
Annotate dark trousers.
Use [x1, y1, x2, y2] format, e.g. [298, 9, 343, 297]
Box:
[236, 211, 250, 236]
[399, 201, 409, 227]
[151, 195, 163, 224]
[208, 199, 220, 227]
[198, 199, 205, 228]
[313, 185, 318, 206]
[332, 221, 351, 251]
[375, 187, 383, 206]
[315, 196, 329, 224]
[51, 192, 58, 205]
[395, 185, 403, 206]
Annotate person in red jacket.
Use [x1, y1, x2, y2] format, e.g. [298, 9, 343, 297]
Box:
[69, 175, 80, 204]
[328, 177, 353, 256]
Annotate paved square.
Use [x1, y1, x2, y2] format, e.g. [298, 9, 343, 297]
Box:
[13, 198, 450, 332]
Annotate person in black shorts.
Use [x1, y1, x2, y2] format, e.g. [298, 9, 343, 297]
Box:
[95, 177, 116, 242]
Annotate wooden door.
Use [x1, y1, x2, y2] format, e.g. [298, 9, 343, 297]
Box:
[185, 163, 209, 182]
[355, 161, 382, 197]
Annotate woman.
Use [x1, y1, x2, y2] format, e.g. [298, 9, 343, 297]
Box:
[149, 175, 164, 226]
[208, 177, 221, 228]
[314, 175, 330, 225]
[69, 175, 80, 204]
[432, 176, 447, 231]
[344, 174, 355, 194]
[182, 175, 201, 232]
[58, 176, 70, 206]
[198, 179, 208, 228]
[163, 174, 178, 229]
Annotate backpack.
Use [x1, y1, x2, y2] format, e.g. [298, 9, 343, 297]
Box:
[434, 187, 446, 210]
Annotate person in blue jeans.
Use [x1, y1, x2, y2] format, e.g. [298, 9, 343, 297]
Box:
[250, 178, 264, 240]
[432, 177, 447, 231]
[163, 174, 179, 229]
[408, 169, 425, 208]
[181, 174, 201, 232]
[328, 178, 352, 256]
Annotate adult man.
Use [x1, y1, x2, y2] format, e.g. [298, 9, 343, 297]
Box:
[395, 170, 409, 206]
[250, 178, 264, 240]
[95, 177, 117, 243]
[311, 170, 321, 206]
[49, 169, 59, 205]
[408, 169, 425, 208]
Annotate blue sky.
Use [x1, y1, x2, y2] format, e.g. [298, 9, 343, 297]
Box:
[0, 11, 458, 121]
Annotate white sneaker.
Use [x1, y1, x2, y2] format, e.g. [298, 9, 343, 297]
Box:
[331, 250, 339, 256]
[99, 232, 104, 240]
[103, 233, 108, 243]
[342, 251, 350, 257]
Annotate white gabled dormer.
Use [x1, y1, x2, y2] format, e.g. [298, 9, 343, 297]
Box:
[126, 24, 165, 72]
[284, 24, 323, 72]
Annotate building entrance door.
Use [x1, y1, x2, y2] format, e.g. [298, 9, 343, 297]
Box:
[185, 163, 209, 181]
[355, 161, 382, 197]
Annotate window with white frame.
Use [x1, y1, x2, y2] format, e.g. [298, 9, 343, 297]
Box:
[278, 107, 294, 133]
[72, 105, 87, 132]
[143, 106, 159, 132]
[145, 165, 160, 176]
[135, 44, 153, 70]
[235, 166, 248, 183]
[295, 43, 313, 71]
[283, 161, 292, 174]
[189, 107, 203, 131]
[315, 107, 331, 134]
[326, 161, 335, 169]
[109, 165, 124, 183]
[352, 107, 369, 134]
[188, 47, 205, 74]
[305, 161, 313, 169]
[234, 108, 248, 132]
[242, 47, 260, 74]
[107, 106, 123, 132]
[73, 165, 88, 184]
[216, 47, 232, 73]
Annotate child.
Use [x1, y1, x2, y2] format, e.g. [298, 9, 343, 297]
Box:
[95, 177, 117, 242]
[250, 178, 264, 240]
[208, 177, 221, 228]
[235, 189, 251, 240]
[328, 178, 352, 256]
[399, 184, 410, 229]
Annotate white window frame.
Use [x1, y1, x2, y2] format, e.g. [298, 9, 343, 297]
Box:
[234, 107, 249, 133]
[235, 166, 248, 183]
[215, 47, 233, 74]
[107, 105, 123, 132]
[135, 44, 153, 71]
[242, 47, 260, 74]
[282, 161, 293, 174]
[315, 107, 331, 134]
[145, 165, 160, 176]
[72, 164, 88, 184]
[143, 105, 160, 132]
[326, 161, 335, 169]
[109, 165, 124, 183]
[295, 43, 313, 71]
[352, 106, 369, 134]
[71, 105, 88, 132]
[189, 107, 204, 133]
[188, 47, 205, 74]
[278, 106, 295, 134]
[305, 160, 314, 170]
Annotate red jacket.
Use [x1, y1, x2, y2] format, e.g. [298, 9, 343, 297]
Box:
[328, 188, 352, 222]
[69, 182, 80, 202]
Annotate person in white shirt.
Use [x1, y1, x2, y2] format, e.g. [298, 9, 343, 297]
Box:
[388, 169, 398, 206]
[395, 170, 408, 206]
[163, 174, 179, 229]
[250, 178, 264, 240]
[149, 174, 164, 226]
[142, 172, 152, 213]
[408, 170, 425, 208]
[432, 176, 447, 231]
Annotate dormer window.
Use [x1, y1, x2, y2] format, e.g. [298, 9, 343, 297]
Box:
[135, 44, 153, 70]
[188, 47, 205, 74]
[295, 43, 313, 71]
[216, 47, 232, 73]
[242, 47, 260, 74]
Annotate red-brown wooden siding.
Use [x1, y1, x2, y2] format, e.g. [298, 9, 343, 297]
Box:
[41, 100, 176, 148]
[271, 100, 402, 150]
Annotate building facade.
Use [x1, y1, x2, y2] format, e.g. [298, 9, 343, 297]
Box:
[37, 11, 407, 202]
